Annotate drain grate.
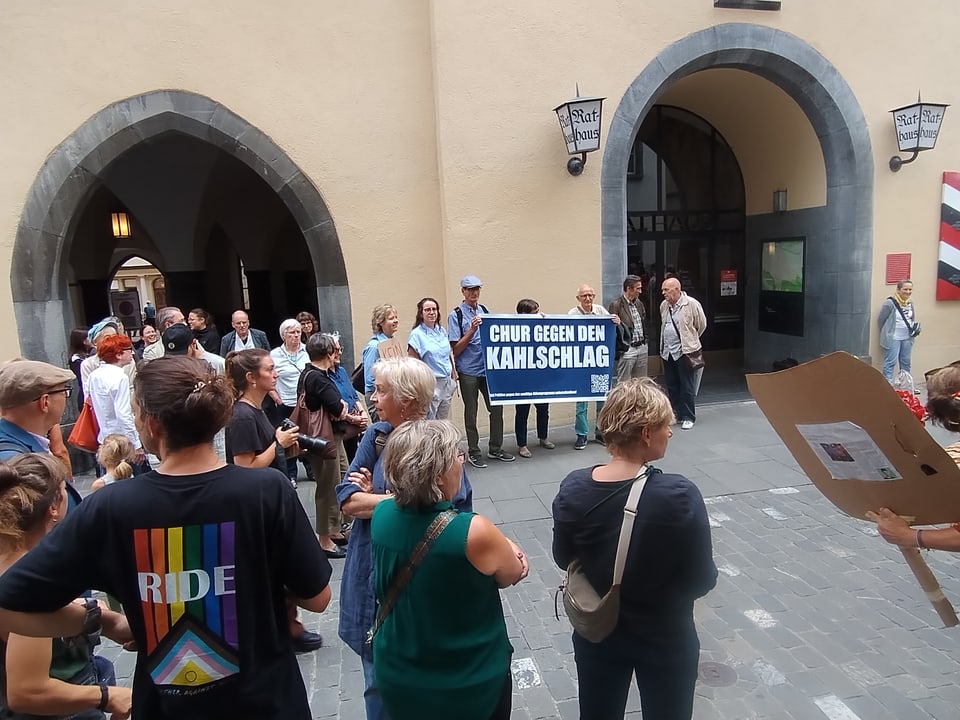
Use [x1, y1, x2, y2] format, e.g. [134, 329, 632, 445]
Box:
[698, 661, 738, 687]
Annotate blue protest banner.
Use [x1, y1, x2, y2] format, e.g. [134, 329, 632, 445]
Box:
[479, 314, 617, 405]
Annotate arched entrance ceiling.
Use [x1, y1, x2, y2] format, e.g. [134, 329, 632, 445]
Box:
[12, 90, 350, 364]
[601, 23, 874, 364]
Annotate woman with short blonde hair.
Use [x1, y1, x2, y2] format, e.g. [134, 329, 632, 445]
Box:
[371, 420, 527, 720]
[552, 377, 716, 720]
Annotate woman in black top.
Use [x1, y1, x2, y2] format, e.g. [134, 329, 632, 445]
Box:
[188, 308, 221, 355]
[224, 349, 329, 656]
[552, 378, 717, 720]
[224, 349, 299, 477]
[302, 334, 352, 559]
[0, 356, 331, 720]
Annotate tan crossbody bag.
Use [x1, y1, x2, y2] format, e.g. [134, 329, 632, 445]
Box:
[558, 467, 649, 643]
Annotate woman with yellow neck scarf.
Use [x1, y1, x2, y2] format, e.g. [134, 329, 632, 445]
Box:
[877, 278, 920, 386]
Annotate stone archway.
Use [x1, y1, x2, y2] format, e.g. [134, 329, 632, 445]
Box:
[601, 23, 874, 367]
[12, 90, 350, 365]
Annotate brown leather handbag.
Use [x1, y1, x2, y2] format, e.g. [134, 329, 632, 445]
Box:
[289, 368, 337, 460]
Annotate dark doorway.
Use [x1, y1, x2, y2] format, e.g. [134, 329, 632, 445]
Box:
[626, 106, 746, 361]
[68, 134, 320, 346]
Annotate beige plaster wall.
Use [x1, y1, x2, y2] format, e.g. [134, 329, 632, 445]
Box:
[0, 0, 446, 362]
[1, 0, 959, 412]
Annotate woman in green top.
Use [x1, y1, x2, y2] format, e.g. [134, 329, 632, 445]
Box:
[371, 420, 528, 720]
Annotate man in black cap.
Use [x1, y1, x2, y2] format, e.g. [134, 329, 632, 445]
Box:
[160, 324, 225, 375]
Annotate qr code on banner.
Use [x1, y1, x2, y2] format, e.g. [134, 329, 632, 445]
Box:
[590, 374, 609, 394]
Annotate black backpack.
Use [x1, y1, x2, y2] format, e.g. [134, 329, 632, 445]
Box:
[454, 304, 489, 336]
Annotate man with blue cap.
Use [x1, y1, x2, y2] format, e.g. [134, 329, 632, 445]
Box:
[447, 275, 514, 468]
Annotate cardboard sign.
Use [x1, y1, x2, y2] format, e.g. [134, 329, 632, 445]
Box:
[747, 352, 960, 525]
[377, 338, 405, 361]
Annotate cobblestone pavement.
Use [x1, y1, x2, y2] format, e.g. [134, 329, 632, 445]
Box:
[92, 400, 960, 719]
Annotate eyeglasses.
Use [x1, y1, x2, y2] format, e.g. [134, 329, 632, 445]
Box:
[578, 293, 595, 299]
[456, 450, 466, 463]
[333, 347, 343, 353]
[42, 387, 72, 400]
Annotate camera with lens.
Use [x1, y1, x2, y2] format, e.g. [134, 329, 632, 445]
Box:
[281, 418, 330, 454]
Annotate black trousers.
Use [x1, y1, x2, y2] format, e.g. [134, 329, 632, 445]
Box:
[514, 403, 549, 447]
[573, 626, 699, 720]
[488, 672, 513, 720]
[662, 355, 697, 423]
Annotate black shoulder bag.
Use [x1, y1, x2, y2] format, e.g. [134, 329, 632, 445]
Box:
[889, 297, 921, 337]
[366, 509, 457, 644]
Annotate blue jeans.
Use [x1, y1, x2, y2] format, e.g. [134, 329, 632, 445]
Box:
[575, 401, 604, 437]
[62, 654, 114, 719]
[514, 403, 549, 446]
[882, 338, 914, 383]
[361, 650, 391, 720]
[663, 355, 696, 423]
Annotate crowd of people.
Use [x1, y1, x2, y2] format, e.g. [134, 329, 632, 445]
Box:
[0, 272, 952, 720]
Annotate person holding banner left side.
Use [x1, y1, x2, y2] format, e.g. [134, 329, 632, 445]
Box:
[514, 299, 555, 458]
[568, 284, 619, 450]
[448, 276, 514, 468]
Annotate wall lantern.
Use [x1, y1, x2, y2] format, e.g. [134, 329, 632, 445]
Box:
[889, 94, 948, 172]
[773, 189, 787, 213]
[554, 87, 605, 176]
[111, 212, 131, 238]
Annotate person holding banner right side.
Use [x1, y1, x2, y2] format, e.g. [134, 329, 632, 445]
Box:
[869, 361, 960, 551]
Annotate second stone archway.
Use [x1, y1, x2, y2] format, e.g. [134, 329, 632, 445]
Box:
[601, 23, 874, 369]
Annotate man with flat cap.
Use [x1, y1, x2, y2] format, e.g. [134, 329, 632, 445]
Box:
[0, 359, 83, 509]
[0, 360, 77, 461]
[448, 274, 515, 468]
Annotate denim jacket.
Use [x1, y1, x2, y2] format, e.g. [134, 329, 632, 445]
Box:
[336, 421, 473, 655]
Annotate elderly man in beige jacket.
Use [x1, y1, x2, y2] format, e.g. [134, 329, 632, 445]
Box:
[659, 277, 706, 429]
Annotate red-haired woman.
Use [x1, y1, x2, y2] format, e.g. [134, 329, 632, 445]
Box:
[87, 334, 149, 474]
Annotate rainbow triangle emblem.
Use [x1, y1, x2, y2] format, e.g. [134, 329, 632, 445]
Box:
[147, 617, 239, 687]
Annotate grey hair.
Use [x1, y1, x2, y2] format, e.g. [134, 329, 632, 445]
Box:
[370, 303, 397, 333]
[372, 357, 436, 417]
[279, 318, 300, 337]
[383, 420, 462, 509]
[306, 333, 338, 361]
[156, 306, 182, 330]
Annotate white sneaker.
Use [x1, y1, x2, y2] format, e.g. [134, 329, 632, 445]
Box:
[681, 420, 694, 430]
